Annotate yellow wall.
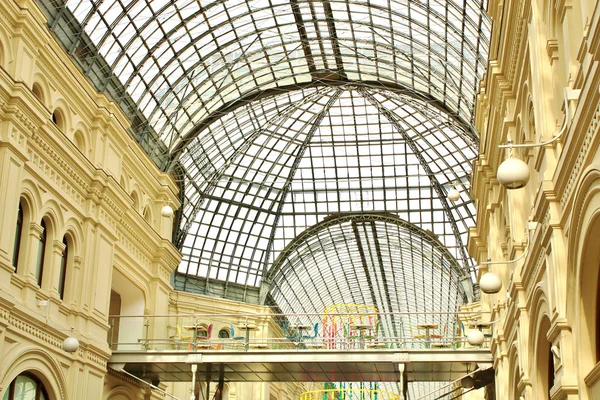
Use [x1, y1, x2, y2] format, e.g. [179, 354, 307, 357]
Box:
[470, 0, 600, 399]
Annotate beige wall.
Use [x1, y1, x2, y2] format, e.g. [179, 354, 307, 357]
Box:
[470, 0, 600, 399]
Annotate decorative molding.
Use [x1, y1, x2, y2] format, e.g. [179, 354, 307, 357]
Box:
[116, 230, 151, 269]
[4, 308, 109, 369]
[13, 109, 38, 135]
[585, 361, 600, 387]
[560, 102, 600, 208]
[507, 5, 526, 83]
[525, 251, 546, 296]
[28, 131, 88, 207]
[547, 39, 560, 62]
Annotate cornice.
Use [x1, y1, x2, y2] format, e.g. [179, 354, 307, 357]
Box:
[2, 302, 110, 370]
[584, 362, 600, 388]
[547, 317, 571, 342]
[28, 126, 90, 209]
[556, 67, 600, 214]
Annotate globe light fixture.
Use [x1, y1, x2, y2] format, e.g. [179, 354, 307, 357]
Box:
[497, 156, 530, 189]
[479, 271, 502, 294]
[447, 186, 460, 202]
[63, 328, 79, 353]
[467, 329, 485, 346]
[161, 205, 174, 218]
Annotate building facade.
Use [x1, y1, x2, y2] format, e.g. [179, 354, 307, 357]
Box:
[470, 1, 600, 399]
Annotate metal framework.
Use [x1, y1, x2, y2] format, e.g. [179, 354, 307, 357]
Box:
[38, 1, 491, 398]
[265, 213, 468, 343]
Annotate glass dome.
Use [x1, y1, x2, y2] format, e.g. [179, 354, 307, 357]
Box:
[39, 1, 491, 397]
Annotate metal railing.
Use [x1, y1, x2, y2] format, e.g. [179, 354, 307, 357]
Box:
[107, 311, 492, 352]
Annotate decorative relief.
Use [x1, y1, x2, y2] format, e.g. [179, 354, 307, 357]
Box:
[9, 127, 25, 145]
[28, 133, 88, 207]
[5, 311, 109, 368]
[14, 109, 37, 135]
[116, 231, 151, 269]
[507, 5, 526, 83]
[560, 102, 600, 208]
[526, 251, 546, 295]
[99, 208, 116, 230]
[160, 266, 170, 280]
[119, 219, 156, 255]
[87, 350, 107, 368]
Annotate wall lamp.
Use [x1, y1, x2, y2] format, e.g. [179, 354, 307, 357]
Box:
[496, 89, 580, 189]
[477, 222, 537, 294]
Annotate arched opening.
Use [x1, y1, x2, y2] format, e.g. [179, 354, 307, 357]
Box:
[58, 235, 69, 300]
[218, 328, 230, 339]
[142, 205, 152, 224]
[131, 191, 139, 211]
[12, 203, 23, 270]
[35, 219, 47, 287]
[108, 289, 121, 349]
[51, 108, 65, 132]
[535, 316, 555, 398]
[2, 372, 49, 400]
[578, 212, 600, 375]
[32, 83, 44, 104]
[73, 130, 86, 154]
[596, 270, 600, 363]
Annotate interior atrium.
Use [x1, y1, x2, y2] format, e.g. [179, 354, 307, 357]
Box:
[0, 0, 599, 399]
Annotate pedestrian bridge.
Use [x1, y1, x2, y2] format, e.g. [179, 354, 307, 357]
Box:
[109, 347, 492, 383]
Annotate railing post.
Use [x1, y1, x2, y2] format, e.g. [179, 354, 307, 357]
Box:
[190, 364, 197, 400]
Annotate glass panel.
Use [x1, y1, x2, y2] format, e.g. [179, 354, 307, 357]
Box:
[12, 375, 37, 400]
[176, 88, 477, 288]
[38, 0, 490, 152]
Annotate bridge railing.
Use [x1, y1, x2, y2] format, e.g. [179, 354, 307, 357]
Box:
[107, 311, 492, 352]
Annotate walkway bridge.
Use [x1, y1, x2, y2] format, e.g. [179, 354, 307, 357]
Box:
[109, 347, 492, 383]
[107, 310, 494, 394]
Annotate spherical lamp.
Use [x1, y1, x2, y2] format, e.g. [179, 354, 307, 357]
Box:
[497, 157, 530, 189]
[161, 205, 174, 218]
[479, 272, 502, 294]
[467, 329, 485, 346]
[63, 336, 79, 353]
[447, 187, 460, 202]
[461, 376, 475, 389]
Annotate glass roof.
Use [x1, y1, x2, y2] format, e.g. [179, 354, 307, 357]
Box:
[40, 0, 491, 396]
[176, 87, 478, 289]
[267, 213, 466, 327]
[49, 0, 489, 156]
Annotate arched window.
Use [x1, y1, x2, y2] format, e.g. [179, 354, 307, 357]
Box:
[32, 83, 44, 104]
[73, 131, 86, 154]
[58, 236, 68, 299]
[2, 372, 49, 400]
[143, 206, 151, 224]
[35, 220, 47, 287]
[547, 342, 555, 398]
[12, 203, 23, 270]
[51, 109, 65, 131]
[218, 329, 230, 339]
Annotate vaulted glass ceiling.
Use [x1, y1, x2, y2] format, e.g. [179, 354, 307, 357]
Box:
[40, 0, 490, 296]
[44, 0, 488, 154]
[40, 0, 491, 397]
[176, 87, 478, 291]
